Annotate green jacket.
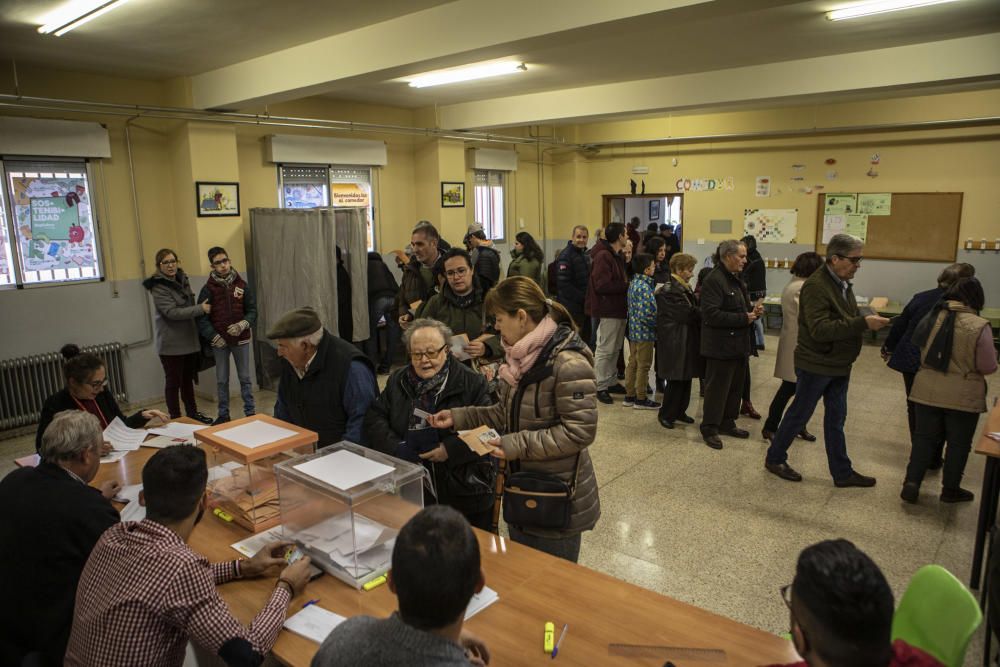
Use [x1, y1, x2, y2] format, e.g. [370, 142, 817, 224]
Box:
[507, 253, 543, 287]
[794, 266, 868, 376]
[417, 283, 503, 359]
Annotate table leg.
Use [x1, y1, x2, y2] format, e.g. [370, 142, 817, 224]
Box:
[972, 458, 1000, 589]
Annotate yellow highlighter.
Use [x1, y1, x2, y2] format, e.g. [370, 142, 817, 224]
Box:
[213, 508, 233, 522]
[363, 574, 388, 591]
[544, 621, 555, 654]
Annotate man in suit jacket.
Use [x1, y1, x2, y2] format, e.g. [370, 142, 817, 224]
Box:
[0, 410, 120, 666]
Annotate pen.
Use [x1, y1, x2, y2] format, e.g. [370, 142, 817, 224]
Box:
[363, 574, 388, 591]
[551, 624, 568, 659]
[302, 599, 320, 608]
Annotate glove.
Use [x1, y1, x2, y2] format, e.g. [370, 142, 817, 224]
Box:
[211, 334, 226, 348]
[226, 320, 250, 336]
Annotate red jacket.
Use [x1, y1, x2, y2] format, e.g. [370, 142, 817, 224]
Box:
[765, 639, 944, 667]
[585, 239, 628, 318]
[196, 271, 257, 346]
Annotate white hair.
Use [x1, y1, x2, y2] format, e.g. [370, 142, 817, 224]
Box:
[402, 319, 453, 351]
[826, 234, 864, 261]
[41, 410, 102, 462]
[289, 328, 324, 348]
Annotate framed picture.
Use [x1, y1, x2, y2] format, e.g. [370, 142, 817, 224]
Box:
[441, 182, 465, 208]
[649, 199, 660, 221]
[196, 182, 240, 217]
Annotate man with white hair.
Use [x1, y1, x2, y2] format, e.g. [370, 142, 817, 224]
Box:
[765, 234, 890, 487]
[268, 306, 377, 445]
[0, 410, 121, 666]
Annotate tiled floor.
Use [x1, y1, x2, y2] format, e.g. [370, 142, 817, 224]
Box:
[3, 334, 995, 665]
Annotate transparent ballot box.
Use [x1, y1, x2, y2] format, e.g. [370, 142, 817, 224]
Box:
[274, 441, 425, 589]
[195, 415, 318, 533]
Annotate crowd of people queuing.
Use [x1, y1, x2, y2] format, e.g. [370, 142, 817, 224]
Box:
[1, 215, 994, 667]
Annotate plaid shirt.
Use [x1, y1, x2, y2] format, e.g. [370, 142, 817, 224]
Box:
[65, 519, 290, 667]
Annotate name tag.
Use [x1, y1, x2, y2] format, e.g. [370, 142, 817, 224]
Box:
[233, 286, 244, 299]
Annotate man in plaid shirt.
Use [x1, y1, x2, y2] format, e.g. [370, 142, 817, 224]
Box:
[65, 446, 313, 667]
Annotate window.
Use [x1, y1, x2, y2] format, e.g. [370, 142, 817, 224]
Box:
[0, 159, 103, 287]
[278, 164, 376, 251]
[474, 170, 505, 242]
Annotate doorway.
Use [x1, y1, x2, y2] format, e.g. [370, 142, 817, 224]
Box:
[601, 193, 684, 246]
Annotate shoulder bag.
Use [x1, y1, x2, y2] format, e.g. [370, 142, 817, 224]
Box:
[502, 455, 580, 530]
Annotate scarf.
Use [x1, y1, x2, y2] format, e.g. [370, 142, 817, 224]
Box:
[405, 357, 451, 428]
[498, 315, 559, 388]
[211, 269, 237, 286]
[912, 300, 958, 373]
[448, 285, 478, 309]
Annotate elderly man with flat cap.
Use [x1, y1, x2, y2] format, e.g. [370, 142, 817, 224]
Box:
[268, 307, 377, 445]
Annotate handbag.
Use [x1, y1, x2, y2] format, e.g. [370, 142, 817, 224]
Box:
[502, 455, 580, 530]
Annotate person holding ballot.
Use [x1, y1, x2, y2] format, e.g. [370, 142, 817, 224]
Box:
[428, 277, 601, 562]
[364, 318, 496, 530]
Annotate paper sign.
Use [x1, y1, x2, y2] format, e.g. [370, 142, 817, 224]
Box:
[822, 215, 845, 244]
[213, 421, 298, 449]
[755, 176, 770, 197]
[458, 425, 501, 456]
[450, 333, 471, 361]
[857, 193, 891, 216]
[293, 449, 395, 491]
[824, 193, 857, 215]
[283, 605, 347, 644]
[103, 417, 146, 451]
[844, 213, 869, 242]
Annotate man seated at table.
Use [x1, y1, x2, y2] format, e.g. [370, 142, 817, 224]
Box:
[269, 306, 377, 446]
[0, 411, 121, 666]
[65, 445, 314, 667]
[766, 539, 942, 667]
[312, 505, 491, 666]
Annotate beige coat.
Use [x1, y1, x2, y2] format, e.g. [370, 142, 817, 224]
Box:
[773, 277, 805, 383]
[910, 302, 991, 414]
[452, 324, 601, 538]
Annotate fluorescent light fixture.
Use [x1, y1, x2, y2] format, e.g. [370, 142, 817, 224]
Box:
[38, 0, 129, 36]
[407, 60, 526, 88]
[826, 0, 961, 21]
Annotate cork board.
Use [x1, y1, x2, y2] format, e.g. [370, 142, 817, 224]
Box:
[814, 192, 962, 262]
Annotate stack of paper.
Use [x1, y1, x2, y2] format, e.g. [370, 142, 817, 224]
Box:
[283, 605, 347, 644]
[103, 417, 147, 451]
[293, 450, 394, 491]
[464, 586, 499, 620]
[295, 514, 396, 578]
[215, 422, 297, 449]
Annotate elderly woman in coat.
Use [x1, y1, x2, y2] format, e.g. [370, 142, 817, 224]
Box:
[656, 253, 703, 429]
[762, 252, 823, 442]
[429, 276, 600, 562]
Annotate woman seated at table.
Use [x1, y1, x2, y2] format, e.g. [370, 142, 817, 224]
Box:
[429, 276, 601, 563]
[363, 319, 497, 530]
[35, 344, 168, 453]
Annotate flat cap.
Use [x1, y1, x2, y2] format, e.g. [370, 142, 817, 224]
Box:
[467, 222, 484, 235]
[266, 307, 322, 339]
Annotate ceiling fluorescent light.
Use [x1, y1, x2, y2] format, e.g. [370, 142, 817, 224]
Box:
[408, 61, 526, 88]
[38, 0, 129, 36]
[826, 0, 961, 21]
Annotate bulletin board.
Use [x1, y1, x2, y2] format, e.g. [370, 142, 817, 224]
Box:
[814, 192, 962, 262]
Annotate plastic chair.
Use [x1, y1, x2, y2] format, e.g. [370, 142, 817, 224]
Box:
[891, 564, 982, 667]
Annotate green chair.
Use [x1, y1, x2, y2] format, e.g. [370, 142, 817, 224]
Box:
[891, 564, 982, 667]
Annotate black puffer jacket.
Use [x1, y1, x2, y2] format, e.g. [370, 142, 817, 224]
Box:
[363, 358, 496, 516]
[555, 242, 590, 315]
[474, 245, 501, 291]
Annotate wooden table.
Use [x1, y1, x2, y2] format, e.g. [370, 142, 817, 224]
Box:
[95, 430, 800, 667]
[970, 401, 1000, 590]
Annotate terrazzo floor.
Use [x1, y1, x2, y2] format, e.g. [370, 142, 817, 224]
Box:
[3, 333, 996, 665]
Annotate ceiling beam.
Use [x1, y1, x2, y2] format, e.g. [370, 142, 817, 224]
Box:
[190, 0, 711, 110]
[436, 33, 1000, 129]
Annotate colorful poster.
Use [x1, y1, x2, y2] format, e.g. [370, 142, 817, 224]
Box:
[844, 213, 869, 242]
[822, 214, 845, 244]
[331, 183, 370, 207]
[744, 209, 798, 244]
[857, 193, 891, 216]
[824, 193, 857, 215]
[755, 176, 771, 197]
[30, 196, 79, 240]
[283, 182, 328, 208]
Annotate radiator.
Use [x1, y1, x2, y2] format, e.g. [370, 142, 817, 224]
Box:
[0, 343, 128, 430]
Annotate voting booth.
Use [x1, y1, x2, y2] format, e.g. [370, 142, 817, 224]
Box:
[195, 415, 318, 532]
[274, 442, 424, 590]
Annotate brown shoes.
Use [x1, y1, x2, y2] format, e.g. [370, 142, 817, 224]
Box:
[740, 400, 761, 420]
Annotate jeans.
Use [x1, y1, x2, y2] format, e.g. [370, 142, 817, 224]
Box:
[363, 295, 401, 369]
[624, 340, 655, 400]
[701, 358, 746, 434]
[508, 525, 582, 563]
[159, 353, 199, 419]
[905, 404, 979, 490]
[752, 317, 765, 348]
[766, 368, 853, 481]
[213, 344, 255, 419]
[593, 318, 627, 391]
[764, 380, 798, 432]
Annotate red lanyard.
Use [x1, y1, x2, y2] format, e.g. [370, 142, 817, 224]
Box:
[72, 395, 108, 429]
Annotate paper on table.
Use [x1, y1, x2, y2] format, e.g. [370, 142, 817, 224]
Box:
[103, 417, 146, 451]
[987, 432, 1000, 442]
[464, 586, 499, 620]
[458, 425, 500, 456]
[283, 605, 347, 644]
[117, 484, 146, 523]
[147, 422, 207, 439]
[100, 450, 129, 464]
[214, 421, 298, 449]
[230, 525, 286, 558]
[142, 435, 193, 449]
[293, 450, 394, 491]
[450, 333, 471, 362]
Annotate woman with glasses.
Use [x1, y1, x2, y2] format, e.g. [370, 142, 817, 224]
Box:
[363, 318, 496, 530]
[35, 344, 168, 453]
[142, 248, 213, 423]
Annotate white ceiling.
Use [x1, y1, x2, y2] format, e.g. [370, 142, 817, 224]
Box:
[0, 0, 998, 128]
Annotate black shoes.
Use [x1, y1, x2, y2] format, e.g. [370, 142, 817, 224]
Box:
[797, 429, 817, 442]
[189, 411, 214, 425]
[720, 427, 750, 439]
[762, 429, 775, 442]
[676, 414, 695, 424]
[900, 481, 920, 504]
[607, 383, 627, 395]
[212, 415, 231, 426]
[658, 416, 675, 429]
[834, 471, 876, 488]
[702, 434, 724, 450]
[765, 462, 803, 482]
[596, 390, 613, 405]
[941, 487, 974, 503]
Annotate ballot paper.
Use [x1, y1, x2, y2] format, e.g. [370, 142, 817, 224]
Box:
[283, 605, 347, 644]
[214, 421, 298, 449]
[103, 417, 146, 451]
[230, 525, 286, 557]
[464, 586, 499, 620]
[296, 515, 396, 578]
[99, 450, 129, 464]
[329, 539, 395, 578]
[207, 461, 244, 482]
[293, 450, 394, 491]
[142, 435, 193, 449]
[450, 333, 471, 362]
[116, 484, 146, 523]
[458, 425, 501, 456]
[147, 422, 207, 440]
[113, 483, 143, 504]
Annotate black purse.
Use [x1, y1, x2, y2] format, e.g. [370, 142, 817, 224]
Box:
[502, 455, 580, 530]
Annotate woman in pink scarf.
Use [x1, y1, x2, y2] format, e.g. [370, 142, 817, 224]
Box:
[429, 277, 601, 562]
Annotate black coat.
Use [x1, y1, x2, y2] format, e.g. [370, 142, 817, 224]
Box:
[555, 242, 590, 315]
[0, 463, 119, 666]
[699, 266, 753, 360]
[363, 358, 496, 515]
[474, 245, 501, 291]
[367, 252, 399, 299]
[36, 388, 146, 453]
[337, 260, 353, 342]
[656, 279, 704, 380]
[743, 251, 767, 299]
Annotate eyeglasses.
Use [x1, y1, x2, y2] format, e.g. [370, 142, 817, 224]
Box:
[86, 377, 109, 389]
[445, 267, 470, 278]
[410, 344, 448, 362]
[159, 259, 178, 266]
[211, 258, 231, 267]
[835, 254, 863, 265]
[780, 584, 793, 609]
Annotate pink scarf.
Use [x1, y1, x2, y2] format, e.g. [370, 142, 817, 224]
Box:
[498, 316, 560, 388]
